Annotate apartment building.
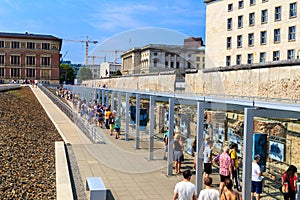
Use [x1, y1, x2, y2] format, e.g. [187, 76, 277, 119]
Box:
[0, 32, 62, 84]
[204, 0, 300, 68]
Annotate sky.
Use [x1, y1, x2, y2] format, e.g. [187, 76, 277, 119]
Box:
[1, 0, 206, 64]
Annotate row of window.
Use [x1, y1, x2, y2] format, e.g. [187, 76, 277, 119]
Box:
[0, 68, 51, 78]
[227, 3, 297, 30]
[226, 26, 296, 49]
[229, 1, 295, 14]
[0, 55, 51, 65]
[225, 49, 296, 66]
[0, 41, 56, 50]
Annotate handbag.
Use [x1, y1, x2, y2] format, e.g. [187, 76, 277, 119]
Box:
[279, 181, 289, 194]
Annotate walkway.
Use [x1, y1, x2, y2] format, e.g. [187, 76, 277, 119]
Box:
[31, 86, 282, 200]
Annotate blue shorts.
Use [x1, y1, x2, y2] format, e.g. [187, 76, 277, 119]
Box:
[251, 181, 262, 194]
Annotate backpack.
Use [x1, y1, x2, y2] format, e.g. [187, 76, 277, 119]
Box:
[163, 133, 168, 145]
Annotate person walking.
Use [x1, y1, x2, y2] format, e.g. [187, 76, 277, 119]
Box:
[203, 140, 214, 178]
[104, 107, 111, 129]
[251, 154, 263, 200]
[282, 165, 298, 200]
[174, 133, 184, 174]
[173, 169, 197, 200]
[220, 178, 242, 200]
[219, 146, 233, 195]
[230, 143, 241, 191]
[163, 127, 169, 160]
[109, 111, 116, 136]
[114, 113, 121, 139]
[198, 177, 220, 200]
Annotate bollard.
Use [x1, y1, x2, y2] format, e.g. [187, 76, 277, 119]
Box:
[86, 177, 106, 200]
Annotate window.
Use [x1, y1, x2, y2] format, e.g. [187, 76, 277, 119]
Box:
[236, 55, 242, 65]
[227, 18, 232, 30]
[275, 6, 281, 21]
[11, 41, 20, 49]
[261, 9, 268, 23]
[247, 54, 253, 64]
[238, 15, 243, 28]
[274, 28, 280, 43]
[26, 56, 36, 65]
[154, 52, 158, 56]
[287, 49, 295, 60]
[41, 57, 50, 66]
[237, 35, 243, 47]
[290, 2, 297, 18]
[10, 68, 20, 77]
[0, 68, 4, 77]
[250, 0, 255, 5]
[238, 1, 244, 9]
[248, 33, 254, 46]
[26, 68, 35, 78]
[260, 31, 267, 44]
[249, 13, 255, 26]
[27, 42, 35, 49]
[42, 43, 50, 50]
[288, 26, 296, 41]
[260, 52, 266, 62]
[262, 0, 268, 2]
[196, 56, 200, 62]
[0, 55, 5, 64]
[228, 3, 233, 12]
[0, 41, 4, 48]
[273, 51, 280, 61]
[227, 37, 232, 49]
[10, 55, 20, 65]
[226, 56, 231, 66]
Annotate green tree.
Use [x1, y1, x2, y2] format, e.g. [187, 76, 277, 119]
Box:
[59, 63, 75, 84]
[115, 70, 122, 76]
[78, 67, 93, 81]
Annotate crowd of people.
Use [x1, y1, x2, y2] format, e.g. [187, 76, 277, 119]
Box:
[172, 137, 298, 200]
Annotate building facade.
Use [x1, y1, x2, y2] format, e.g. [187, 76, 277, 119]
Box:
[205, 0, 300, 68]
[0, 32, 62, 84]
[121, 44, 204, 74]
[100, 62, 121, 78]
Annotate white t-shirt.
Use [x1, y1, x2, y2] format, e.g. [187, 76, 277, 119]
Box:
[252, 162, 262, 182]
[174, 181, 196, 200]
[198, 188, 220, 200]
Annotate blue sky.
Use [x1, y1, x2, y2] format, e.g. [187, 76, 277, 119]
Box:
[1, 0, 206, 64]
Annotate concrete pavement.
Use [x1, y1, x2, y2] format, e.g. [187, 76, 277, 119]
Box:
[31, 86, 282, 200]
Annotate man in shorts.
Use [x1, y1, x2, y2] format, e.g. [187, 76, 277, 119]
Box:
[203, 140, 213, 178]
[219, 146, 232, 195]
[251, 154, 263, 200]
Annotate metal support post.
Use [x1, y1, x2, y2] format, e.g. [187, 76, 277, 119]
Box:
[148, 96, 155, 160]
[242, 108, 255, 200]
[125, 93, 130, 141]
[167, 97, 175, 176]
[196, 102, 205, 196]
[117, 92, 121, 115]
[101, 89, 104, 105]
[135, 94, 140, 149]
[111, 91, 115, 111]
[105, 91, 109, 107]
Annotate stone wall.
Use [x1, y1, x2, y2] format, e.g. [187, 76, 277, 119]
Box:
[186, 65, 300, 100]
[82, 72, 176, 93]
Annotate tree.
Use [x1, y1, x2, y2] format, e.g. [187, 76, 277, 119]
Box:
[115, 70, 122, 76]
[78, 67, 93, 81]
[59, 63, 75, 84]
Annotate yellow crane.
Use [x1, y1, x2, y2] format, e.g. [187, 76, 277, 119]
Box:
[63, 36, 98, 65]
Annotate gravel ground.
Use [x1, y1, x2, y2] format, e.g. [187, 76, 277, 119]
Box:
[0, 87, 87, 199]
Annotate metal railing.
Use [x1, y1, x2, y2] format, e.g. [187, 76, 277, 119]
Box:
[39, 85, 106, 144]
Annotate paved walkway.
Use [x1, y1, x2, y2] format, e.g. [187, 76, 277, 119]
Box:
[31, 86, 283, 200]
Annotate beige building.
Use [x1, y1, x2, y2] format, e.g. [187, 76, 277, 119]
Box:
[121, 44, 204, 74]
[204, 0, 300, 68]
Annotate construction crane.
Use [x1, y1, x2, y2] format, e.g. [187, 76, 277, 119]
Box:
[98, 50, 123, 64]
[63, 36, 98, 65]
[88, 55, 106, 66]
